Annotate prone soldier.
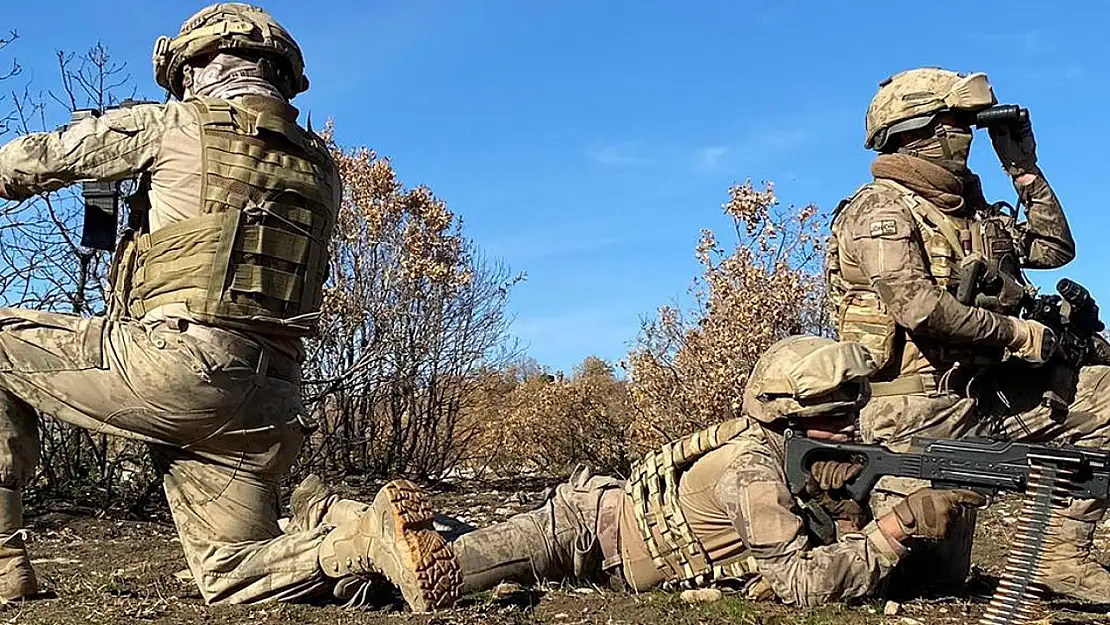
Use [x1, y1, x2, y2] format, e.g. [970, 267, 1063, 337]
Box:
[291, 336, 985, 608]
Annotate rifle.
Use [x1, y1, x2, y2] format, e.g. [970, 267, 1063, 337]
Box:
[1022, 278, 1109, 368]
[1020, 278, 1110, 414]
[784, 430, 1110, 623]
[69, 99, 159, 251]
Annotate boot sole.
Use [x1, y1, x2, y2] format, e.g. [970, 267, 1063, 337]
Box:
[367, 479, 461, 611]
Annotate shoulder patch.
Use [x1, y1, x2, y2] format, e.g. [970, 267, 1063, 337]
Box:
[869, 219, 898, 237]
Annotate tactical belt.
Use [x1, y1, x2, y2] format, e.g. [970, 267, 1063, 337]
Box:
[596, 488, 623, 572]
[871, 363, 985, 398]
[170, 319, 300, 383]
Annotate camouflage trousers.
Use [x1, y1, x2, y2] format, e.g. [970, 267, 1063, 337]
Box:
[0, 308, 333, 604]
[861, 363, 1110, 594]
[448, 466, 628, 594]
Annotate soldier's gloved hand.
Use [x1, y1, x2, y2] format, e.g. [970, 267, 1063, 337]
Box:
[1008, 318, 1057, 365]
[889, 488, 986, 540]
[813, 491, 871, 530]
[808, 460, 864, 491]
[989, 117, 1038, 178]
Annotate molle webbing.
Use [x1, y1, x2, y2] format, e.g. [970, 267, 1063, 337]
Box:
[627, 418, 759, 588]
[126, 97, 335, 336]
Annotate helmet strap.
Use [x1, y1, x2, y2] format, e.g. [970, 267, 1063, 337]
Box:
[935, 124, 954, 160]
[180, 65, 195, 98]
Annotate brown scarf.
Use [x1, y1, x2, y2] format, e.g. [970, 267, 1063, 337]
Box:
[871, 153, 965, 213]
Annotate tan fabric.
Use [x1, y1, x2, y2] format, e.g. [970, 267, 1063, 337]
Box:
[0, 100, 203, 226]
[448, 465, 623, 594]
[871, 154, 965, 213]
[0, 308, 332, 603]
[0, 95, 343, 604]
[0, 98, 339, 354]
[829, 154, 1074, 381]
[619, 431, 902, 607]
[187, 52, 285, 101]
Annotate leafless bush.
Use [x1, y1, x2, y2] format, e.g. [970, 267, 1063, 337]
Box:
[292, 136, 521, 483]
[626, 180, 830, 451]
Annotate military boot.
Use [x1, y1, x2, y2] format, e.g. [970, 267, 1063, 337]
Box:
[1039, 503, 1110, 604]
[317, 479, 461, 612]
[0, 488, 36, 601]
[290, 473, 476, 540]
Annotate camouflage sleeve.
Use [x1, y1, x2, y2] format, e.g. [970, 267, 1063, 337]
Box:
[0, 102, 193, 201]
[841, 190, 1017, 347]
[714, 440, 902, 608]
[1014, 173, 1074, 269]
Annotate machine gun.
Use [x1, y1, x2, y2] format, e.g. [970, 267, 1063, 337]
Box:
[1021, 278, 1110, 414]
[69, 99, 158, 251]
[783, 431, 1110, 504]
[1022, 278, 1109, 368]
[784, 431, 1110, 624]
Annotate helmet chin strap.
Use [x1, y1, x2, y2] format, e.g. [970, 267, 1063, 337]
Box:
[936, 124, 954, 160]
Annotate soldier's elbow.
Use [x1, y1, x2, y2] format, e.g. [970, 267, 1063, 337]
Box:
[1025, 243, 1075, 270]
[871, 279, 935, 333]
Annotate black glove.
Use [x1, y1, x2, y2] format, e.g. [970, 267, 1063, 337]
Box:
[989, 116, 1038, 177]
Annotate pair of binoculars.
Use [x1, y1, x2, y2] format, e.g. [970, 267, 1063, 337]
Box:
[974, 104, 1029, 128]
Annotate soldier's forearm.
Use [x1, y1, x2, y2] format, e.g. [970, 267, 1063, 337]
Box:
[873, 278, 1017, 347]
[0, 109, 162, 199]
[1017, 174, 1075, 269]
[756, 528, 900, 607]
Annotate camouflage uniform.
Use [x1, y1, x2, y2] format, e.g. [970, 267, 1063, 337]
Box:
[301, 338, 947, 608]
[0, 4, 462, 611]
[829, 67, 1110, 601]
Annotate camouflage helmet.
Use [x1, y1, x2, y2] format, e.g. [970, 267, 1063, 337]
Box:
[742, 336, 876, 424]
[865, 67, 997, 151]
[153, 3, 309, 100]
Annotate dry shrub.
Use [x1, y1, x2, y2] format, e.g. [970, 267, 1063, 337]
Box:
[627, 180, 829, 450]
[462, 356, 634, 477]
[296, 128, 519, 482]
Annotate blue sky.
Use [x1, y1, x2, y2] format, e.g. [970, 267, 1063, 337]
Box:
[4, 1, 1108, 373]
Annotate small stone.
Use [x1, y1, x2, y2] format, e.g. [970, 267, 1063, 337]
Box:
[884, 600, 901, 616]
[553, 613, 569, 619]
[899, 618, 923, 625]
[490, 581, 523, 599]
[680, 588, 723, 603]
[573, 587, 596, 594]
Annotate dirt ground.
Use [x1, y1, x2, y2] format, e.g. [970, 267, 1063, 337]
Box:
[5, 479, 1110, 625]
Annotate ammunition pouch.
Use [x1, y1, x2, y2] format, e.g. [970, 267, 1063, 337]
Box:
[626, 418, 761, 589]
[953, 255, 1026, 315]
